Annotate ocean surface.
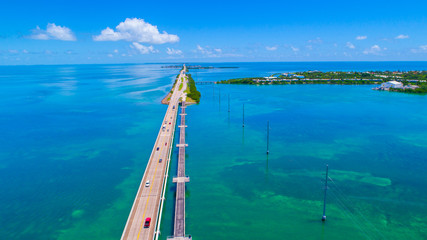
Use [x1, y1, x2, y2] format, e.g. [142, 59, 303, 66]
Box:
[0, 62, 426, 240]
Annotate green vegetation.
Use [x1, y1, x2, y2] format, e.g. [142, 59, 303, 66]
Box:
[217, 70, 427, 94]
[218, 71, 427, 89]
[170, 74, 180, 93]
[390, 82, 427, 94]
[185, 74, 201, 103]
[180, 66, 188, 72]
[178, 82, 183, 91]
[220, 77, 259, 84]
[219, 78, 382, 85]
[291, 70, 427, 81]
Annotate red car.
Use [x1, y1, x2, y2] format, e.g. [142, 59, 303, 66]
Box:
[165, 142, 167, 146]
[169, 122, 171, 125]
[144, 217, 151, 228]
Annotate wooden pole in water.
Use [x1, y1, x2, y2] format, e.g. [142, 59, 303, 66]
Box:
[266, 121, 270, 155]
[322, 164, 329, 222]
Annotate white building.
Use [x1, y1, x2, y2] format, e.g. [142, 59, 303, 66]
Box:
[380, 81, 403, 89]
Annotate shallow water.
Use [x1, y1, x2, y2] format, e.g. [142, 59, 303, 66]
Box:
[0, 62, 426, 240]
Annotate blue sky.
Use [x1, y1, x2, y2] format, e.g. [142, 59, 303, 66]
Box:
[1, 0, 427, 65]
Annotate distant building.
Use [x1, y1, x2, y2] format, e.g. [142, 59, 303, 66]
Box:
[374, 80, 419, 91]
[282, 73, 295, 77]
[380, 81, 403, 89]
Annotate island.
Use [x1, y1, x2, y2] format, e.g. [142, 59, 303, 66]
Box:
[217, 70, 427, 94]
[162, 65, 238, 69]
[162, 71, 201, 104]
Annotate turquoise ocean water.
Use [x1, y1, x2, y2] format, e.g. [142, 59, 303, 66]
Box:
[0, 62, 426, 239]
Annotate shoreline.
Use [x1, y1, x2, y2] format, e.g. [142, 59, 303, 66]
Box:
[161, 92, 171, 105]
[217, 70, 427, 93]
[161, 72, 201, 104]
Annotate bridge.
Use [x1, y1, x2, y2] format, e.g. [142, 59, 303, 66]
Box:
[121, 65, 189, 240]
[195, 81, 215, 85]
[169, 101, 191, 240]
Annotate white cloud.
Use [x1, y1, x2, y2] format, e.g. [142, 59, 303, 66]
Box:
[411, 45, 427, 53]
[308, 37, 323, 44]
[266, 46, 278, 51]
[22, 49, 29, 54]
[356, 36, 367, 40]
[166, 48, 183, 55]
[193, 45, 243, 58]
[114, 49, 119, 53]
[193, 45, 238, 58]
[363, 45, 385, 55]
[196, 45, 214, 56]
[196, 45, 208, 54]
[93, 18, 179, 44]
[131, 42, 158, 54]
[395, 34, 409, 39]
[290, 46, 299, 52]
[346, 42, 355, 49]
[30, 23, 76, 41]
[108, 54, 113, 58]
[8, 49, 18, 54]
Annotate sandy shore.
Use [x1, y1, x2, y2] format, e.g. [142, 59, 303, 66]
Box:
[161, 92, 171, 105]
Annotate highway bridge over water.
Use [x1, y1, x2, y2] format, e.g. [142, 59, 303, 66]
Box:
[121, 65, 191, 240]
[169, 101, 190, 240]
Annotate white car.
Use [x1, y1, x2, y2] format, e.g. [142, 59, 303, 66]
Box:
[145, 181, 150, 187]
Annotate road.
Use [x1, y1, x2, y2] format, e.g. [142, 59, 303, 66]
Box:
[121, 66, 187, 240]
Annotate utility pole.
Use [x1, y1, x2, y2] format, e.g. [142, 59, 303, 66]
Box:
[228, 94, 230, 112]
[219, 88, 221, 106]
[322, 164, 329, 222]
[242, 103, 245, 128]
[266, 121, 270, 155]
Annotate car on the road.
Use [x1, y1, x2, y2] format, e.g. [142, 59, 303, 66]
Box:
[169, 122, 171, 125]
[145, 181, 150, 187]
[144, 217, 151, 228]
[156, 147, 159, 151]
[159, 158, 162, 163]
[165, 142, 167, 146]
